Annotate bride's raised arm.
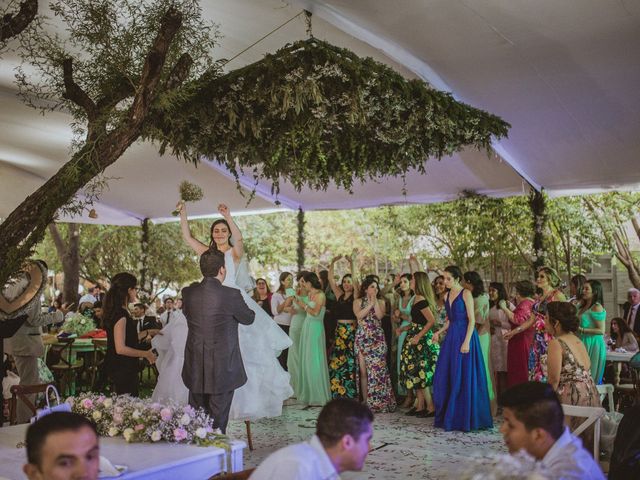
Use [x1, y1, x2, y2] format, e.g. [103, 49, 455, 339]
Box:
[218, 204, 244, 261]
[177, 201, 209, 255]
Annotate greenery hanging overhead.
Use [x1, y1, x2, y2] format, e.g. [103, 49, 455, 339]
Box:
[148, 37, 511, 199]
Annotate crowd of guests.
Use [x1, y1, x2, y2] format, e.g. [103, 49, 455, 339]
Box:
[248, 259, 639, 438]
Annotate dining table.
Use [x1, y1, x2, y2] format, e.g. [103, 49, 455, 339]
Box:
[0, 423, 246, 479]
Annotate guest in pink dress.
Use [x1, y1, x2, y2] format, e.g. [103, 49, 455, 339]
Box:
[502, 280, 535, 387]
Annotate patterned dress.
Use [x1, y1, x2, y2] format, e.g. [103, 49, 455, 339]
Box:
[328, 294, 357, 399]
[399, 299, 440, 390]
[529, 289, 563, 382]
[355, 299, 396, 412]
[556, 338, 601, 451]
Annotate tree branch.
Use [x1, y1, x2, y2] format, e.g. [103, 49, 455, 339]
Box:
[95, 74, 136, 112]
[165, 52, 193, 90]
[0, 0, 37, 42]
[62, 58, 97, 121]
[129, 6, 183, 125]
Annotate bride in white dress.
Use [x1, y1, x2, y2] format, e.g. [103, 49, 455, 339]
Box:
[177, 202, 293, 420]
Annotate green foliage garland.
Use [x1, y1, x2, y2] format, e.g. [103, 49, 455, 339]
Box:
[147, 38, 510, 201]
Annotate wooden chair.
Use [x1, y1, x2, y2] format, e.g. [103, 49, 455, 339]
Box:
[89, 338, 107, 390]
[49, 338, 84, 396]
[209, 468, 255, 480]
[9, 383, 54, 425]
[562, 404, 606, 458]
[614, 365, 639, 410]
[596, 384, 615, 413]
[245, 420, 254, 451]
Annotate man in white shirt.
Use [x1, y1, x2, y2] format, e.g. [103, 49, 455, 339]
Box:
[499, 381, 605, 480]
[250, 399, 374, 480]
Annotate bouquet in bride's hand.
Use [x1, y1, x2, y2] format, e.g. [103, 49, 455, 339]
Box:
[456, 450, 550, 480]
[172, 181, 204, 216]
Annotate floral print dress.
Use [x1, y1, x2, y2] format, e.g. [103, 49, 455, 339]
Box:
[399, 299, 440, 390]
[328, 294, 357, 399]
[529, 289, 562, 382]
[354, 299, 396, 412]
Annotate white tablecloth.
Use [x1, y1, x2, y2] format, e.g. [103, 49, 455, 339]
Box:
[605, 351, 635, 362]
[0, 424, 245, 480]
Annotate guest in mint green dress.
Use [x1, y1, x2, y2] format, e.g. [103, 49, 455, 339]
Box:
[295, 272, 331, 406]
[287, 271, 309, 398]
[577, 280, 607, 384]
[393, 274, 414, 397]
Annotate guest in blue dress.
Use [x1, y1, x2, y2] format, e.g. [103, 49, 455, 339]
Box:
[432, 265, 493, 432]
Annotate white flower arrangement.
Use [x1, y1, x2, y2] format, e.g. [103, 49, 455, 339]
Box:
[457, 451, 551, 480]
[61, 313, 96, 336]
[67, 393, 229, 449]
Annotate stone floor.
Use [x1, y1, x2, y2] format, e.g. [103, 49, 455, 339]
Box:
[226, 404, 506, 479]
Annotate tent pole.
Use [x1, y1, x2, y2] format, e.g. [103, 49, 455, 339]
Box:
[297, 207, 305, 271]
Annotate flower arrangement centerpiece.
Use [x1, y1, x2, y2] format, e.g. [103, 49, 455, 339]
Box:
[68, 393, 229, 448]
[171, 181, 204, 216]
[456, 451, 550, 480]
[61, 313, 96, 336]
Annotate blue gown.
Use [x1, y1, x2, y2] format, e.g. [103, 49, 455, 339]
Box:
[433, 290, 493, 432]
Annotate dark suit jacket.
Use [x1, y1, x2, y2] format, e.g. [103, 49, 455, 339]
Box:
[181, 277, 255, 394]
[622, 302, 640, 335]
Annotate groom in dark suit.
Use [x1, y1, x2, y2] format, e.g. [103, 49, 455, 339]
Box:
[181, 249, 255, 433]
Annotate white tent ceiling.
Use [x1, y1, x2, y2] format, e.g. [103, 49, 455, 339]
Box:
[1, 0, 639, 225]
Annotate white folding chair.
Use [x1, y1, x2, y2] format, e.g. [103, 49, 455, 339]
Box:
[596, 384, 615, 413]
[561, 404, 606, 458]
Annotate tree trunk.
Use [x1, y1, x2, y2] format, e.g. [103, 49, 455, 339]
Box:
[296, 208, 305, 271]
[0, 0, 38, 42]
[49, 223, 80, 305]
[140, 218, 150, 293]
[0, 6, 184, 288]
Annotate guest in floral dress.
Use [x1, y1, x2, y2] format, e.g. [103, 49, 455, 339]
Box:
[577, 280, 607, 384]
[510, 267, 566, 382]
[545, 301, 601, 453]
[399, 272, 440, 417]
[392, 273, 415, 401]
[353, 278, 396, 413]
[327, 254, 359, 399]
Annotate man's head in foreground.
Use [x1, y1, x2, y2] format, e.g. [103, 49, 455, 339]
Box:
[24, 412, 100, 480]
[316, 398, 374, 473]
[499, 381, 564, 459]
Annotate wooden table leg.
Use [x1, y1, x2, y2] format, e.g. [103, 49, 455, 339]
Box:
[245, 420, 254, 451]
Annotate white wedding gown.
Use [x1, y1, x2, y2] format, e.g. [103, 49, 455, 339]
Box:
[151, 310, 189, 405]
[152, 249, 293, 420]
[223, 250, 293, 420]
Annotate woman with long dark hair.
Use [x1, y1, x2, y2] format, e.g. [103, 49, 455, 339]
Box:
[399, 272, 440, 417]
[177, 202, 292, 420]
[577, 279, 607, 384]
[271, 272, 294, 370]
[287, 271, 309, 397]
[432, 266, 492, 431]
[327, 255, 359, 399]
[432, 275, 447, 332]
[252, 278, 273, 317]
[610, 317, 639, 352]
[545, 301, 601, 450]
[392, 273, 414, 402]
[353, 277, 396, 412]
[295, 272, 331, 406]
[103, 272, 157, 396]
